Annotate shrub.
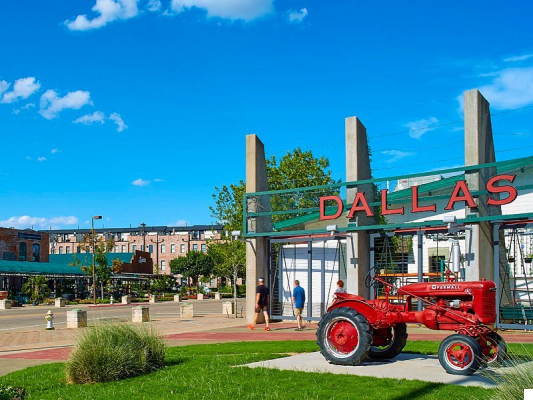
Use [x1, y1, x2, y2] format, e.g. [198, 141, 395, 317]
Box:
[487, 351, 533, 399]
[0, 383, 25, 400]
[65, 323, 166, 384]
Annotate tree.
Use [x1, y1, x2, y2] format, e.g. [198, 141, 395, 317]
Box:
[208, 238, 246, 315]
[170, 251, 214, 290]
[22, 276, 51, 304]
[210, 148, 340, 230]
[71, 233, 116, 299]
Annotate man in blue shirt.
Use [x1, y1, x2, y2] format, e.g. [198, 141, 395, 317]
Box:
[292, 280, 306, 331]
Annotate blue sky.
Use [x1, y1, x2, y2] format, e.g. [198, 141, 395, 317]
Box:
[1, 0, 532, 230]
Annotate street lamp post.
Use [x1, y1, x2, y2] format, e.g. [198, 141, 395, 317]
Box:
[151, 234, 165, 274]
[92, 216, 102, 305]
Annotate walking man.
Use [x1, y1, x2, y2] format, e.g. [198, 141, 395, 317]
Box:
[292, 280, 305, 331]
[248, 277, 271, 331]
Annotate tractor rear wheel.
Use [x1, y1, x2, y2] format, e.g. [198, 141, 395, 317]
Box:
[438, 334, 482, 375]
[480, 332, 507, 365]
[317, 307, 372, 366]
[369, 323, 408, 360]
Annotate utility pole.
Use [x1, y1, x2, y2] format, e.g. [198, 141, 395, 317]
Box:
[151, 233, 165, 274]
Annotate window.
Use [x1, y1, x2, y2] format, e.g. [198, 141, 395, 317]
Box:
[59, 247, 63, 254]
[77, 246, 81, 253]
[180, 244, 185, 253]
[132, 245, 137, 252]
[19, 242, 27, 261]
[201, 244, 206, 253]
[161, 244, 166, 254]
[149, 245, 153, 254]
[193, 244, 198, 251]
[141, 245, 145, 251]
[32, 244, 40, 262]
[161, 260, 166, 271]
[66, 246, 70, 254]
[122, 245, 126, 253]
[115, 245, 119, 253]
[171, 244, 175, 253]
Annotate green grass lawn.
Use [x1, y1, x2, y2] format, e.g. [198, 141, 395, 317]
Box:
[2, 340, 531, 400]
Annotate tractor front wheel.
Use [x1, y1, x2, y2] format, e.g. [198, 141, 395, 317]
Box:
[438, 334, 482, 375]
[369, 323, 408, 360]
[317, 307, 372, 366]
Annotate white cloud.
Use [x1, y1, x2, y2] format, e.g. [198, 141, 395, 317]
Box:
[288, 8, 307, 23]
[0, 215, 78, 230]
[132, 178, 150, 186]
[170, 0, 274, 21]
[51, 148, 61, 154]
[504, 53, 533, 63]
[37, 157, 47, 162]
[478, 67, 533, 109]
[109, 112, 127, 132]
[0, 77, 40, 104]
[12, 103, 35, 115]
[0, 80, 9, 97]
[39, 89, 92, 120]
[73, 111, 106, 125]
[147, 0, 162, 12]
[169, 219, 189, 227]
[65, 0, 140, 31]
[403, 117, 439, 139]
[381, 150, 416, 164]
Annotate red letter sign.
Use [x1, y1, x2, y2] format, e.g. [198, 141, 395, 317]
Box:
[319, 196, 344, 220]
[445, 180, 477, 210]
[381, 189, 404, 215]
[487, 174, 518, 206]
[347, 192, 374, 218]
[411, 185, 436, 213]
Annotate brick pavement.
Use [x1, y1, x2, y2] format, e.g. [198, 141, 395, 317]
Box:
[2, 317, 533, 377]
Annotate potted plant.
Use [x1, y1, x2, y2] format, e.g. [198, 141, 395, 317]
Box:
[525, 254, 533, 264]
[22, 276, 51, 305]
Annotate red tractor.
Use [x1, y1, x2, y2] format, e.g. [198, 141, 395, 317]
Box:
[316, 278, 506, 375]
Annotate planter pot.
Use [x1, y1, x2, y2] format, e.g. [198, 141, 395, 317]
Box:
[525, 258, 532, 264]
[508, 257, 515, 263]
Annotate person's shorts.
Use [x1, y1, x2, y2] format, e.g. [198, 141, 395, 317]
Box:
[255, 305, 268, 313]
[294, 308, 303, 317]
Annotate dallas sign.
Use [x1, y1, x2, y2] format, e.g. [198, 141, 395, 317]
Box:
[319, 174, 518, 220]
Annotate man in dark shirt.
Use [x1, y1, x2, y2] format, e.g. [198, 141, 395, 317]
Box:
[247, 277, 271, 331]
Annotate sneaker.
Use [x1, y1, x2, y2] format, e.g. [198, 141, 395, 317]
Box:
[295, 328, 303, 331]
[247, 324, 255, 330]
[263, 327, 271, 331]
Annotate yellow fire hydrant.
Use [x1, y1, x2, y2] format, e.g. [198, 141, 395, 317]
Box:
[45, 309, 54, 330]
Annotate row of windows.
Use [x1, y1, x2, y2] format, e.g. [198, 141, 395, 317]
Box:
[53, 243, 207, 255]
[19, 242, 40, 262]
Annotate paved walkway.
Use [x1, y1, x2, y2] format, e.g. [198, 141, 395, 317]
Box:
[2, 315, 533, 380]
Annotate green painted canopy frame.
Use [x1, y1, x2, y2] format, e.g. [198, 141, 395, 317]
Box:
[243, 155, 533, 238]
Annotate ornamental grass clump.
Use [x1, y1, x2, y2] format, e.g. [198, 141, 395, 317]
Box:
[66, 323, 166, 384]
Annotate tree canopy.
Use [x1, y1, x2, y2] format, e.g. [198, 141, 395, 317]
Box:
[170, 251, 214, 286]
[210, 147, 340, 230]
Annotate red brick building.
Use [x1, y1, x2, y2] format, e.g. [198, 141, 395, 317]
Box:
[0, 227, 49, 263]
[45, 225, 223, 275]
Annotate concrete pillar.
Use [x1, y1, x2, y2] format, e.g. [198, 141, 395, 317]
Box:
[345, 117, 374, 297]
[197, 293, 204, 300]
[132, 306, 149, 322]
[0, 299, 12, 310]
[121, 295, 131, 304]
[67, 309, 87, 328]
[180, 302, 194, 318]
[149, 294, 158, 303]
[223, 301, 234, 315]
[245, 134, 271, 324]
[214, 292, 221, 300]
[463, 89, 499, 282]
[55, 298, 65, 308]
[173, 294, 181, 302]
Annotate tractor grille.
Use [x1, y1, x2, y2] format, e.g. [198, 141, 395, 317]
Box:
[479, 291, 496, 322]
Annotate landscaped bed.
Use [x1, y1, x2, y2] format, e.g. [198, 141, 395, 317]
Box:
[1, 340, 532, 399]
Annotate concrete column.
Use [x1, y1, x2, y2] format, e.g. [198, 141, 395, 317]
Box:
[345, 117, 374, 297]
[463, 89, 499, 282]
[132, 306, 149, 323]
[180, 302, 194, 318]
[67, 309, 87, 328]
[245, 134, 271, 324]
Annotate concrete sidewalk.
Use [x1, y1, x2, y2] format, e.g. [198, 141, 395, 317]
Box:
[2, 317, 533, 381]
